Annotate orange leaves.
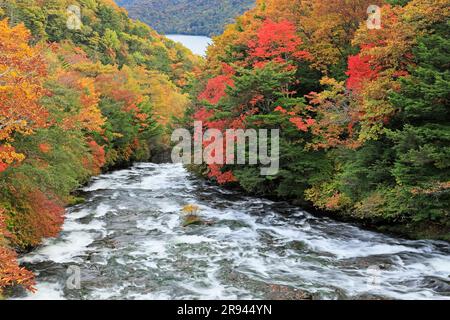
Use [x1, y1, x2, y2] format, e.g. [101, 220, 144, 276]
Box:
[289, 117, 316, 132]
[274, 106, 287, 114]
[58, 73, 105, 133]
[0, 210, 35, 295]
[208, 164, 237, 185]
[76, 78, 105, 133]
[275, 106, 315, 132]
[0, 246, 36, 295]
[0, 144, 25, 173]
[0, 209, 10, 242]
[346, 53, 380, 93]
[352, 4, 416, 72]
[22, 189, 65, 246]
[86, 140, 106, 175]
[38, 143, 52, 154]
[298, 0, 379, 72]
[0, 19, 48, 165]
[248, 20, 310, 69]
[198, 75, 234, 105]
[306, 78, 362, 150]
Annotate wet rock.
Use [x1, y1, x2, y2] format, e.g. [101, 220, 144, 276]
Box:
[420, 276, 450, 294]
[216, 219, 251, 230]
[337, 255, 395, 271]
[182, 214, 215, 227]
[353, 293, 388, 300]
[267, 284, 313, 300]
[182, 214, 203, 227]
[222, 268, 313, 300]
[287, 240, 308, 251]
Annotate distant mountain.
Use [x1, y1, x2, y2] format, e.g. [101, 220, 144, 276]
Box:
[116, 0, 255, 37]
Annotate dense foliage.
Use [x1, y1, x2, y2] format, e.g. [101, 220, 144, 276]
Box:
[0, 0, 198, 295]
[184, 0, 450, 240]
[116, 0, 255, 36]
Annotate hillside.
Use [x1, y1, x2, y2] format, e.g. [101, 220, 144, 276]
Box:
[116, 0, 255, 36]
[0, 0, 200, 296]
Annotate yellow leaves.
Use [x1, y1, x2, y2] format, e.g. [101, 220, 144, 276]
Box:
[297, 0, 379, 72]
[64, 77, 105, 133]
[0, 19, 48, 165]
[0, 143, 25, 172]
[0, 144, 25, 164]
[305, 183, 352, 211]
[402, 0, 450, 28]
[146, 72, 190, 125]
[342, 0, 450, 144]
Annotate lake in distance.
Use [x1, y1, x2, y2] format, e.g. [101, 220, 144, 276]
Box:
[166, 34, 212, 56]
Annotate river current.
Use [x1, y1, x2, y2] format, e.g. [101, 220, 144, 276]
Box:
[15, 163, 450, 300]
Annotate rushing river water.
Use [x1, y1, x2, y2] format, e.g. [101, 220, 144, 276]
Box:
[166, 35, 212, 56]
[15, 163, 450, 300]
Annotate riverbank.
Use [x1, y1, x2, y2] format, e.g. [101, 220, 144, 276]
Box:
[185, 164, 450, 243]
[0, 0, 199, 296]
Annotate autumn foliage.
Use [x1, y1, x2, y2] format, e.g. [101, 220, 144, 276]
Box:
[0, 19, 48, 171]
[0, 0, 198, 295]
[0, 210, 36, 295]
[248, 20, 309, 68]
[187, 0, 450, 239]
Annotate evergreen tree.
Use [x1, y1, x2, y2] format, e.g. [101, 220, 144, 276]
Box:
[388, 22, 450, 223]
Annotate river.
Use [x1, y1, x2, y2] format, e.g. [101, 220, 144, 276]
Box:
[13, 163, 450, 300]
[166, 35, 212, 56]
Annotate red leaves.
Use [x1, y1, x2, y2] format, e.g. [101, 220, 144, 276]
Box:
[275, 106, 315, 132]
[25, 190, 65, 245]
[248, 20, 310, 68]
[274, 106, 287, 113]
[208, 164, 237, 185]
[193, 107, 215, 123]
[39, 143, 52, 154]
[198, 75, 234, 105]
[0, 246, 36, 294]
[0, 19, 49, 165]
[289, 117, 316, 132]
[84, 140, 106, 175]
[0, 209, 35, 295]
[0, 162, 7, 173]
[0, 209, 35, 294]
[346, 51, 380, 93]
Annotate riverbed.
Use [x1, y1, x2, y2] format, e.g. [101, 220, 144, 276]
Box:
[14, 163, 450, 300]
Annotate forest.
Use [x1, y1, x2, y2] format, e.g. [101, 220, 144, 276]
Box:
[0, 0, 199, 296]
[181, 0, 449, 240]
[116, 0, 255, 36]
